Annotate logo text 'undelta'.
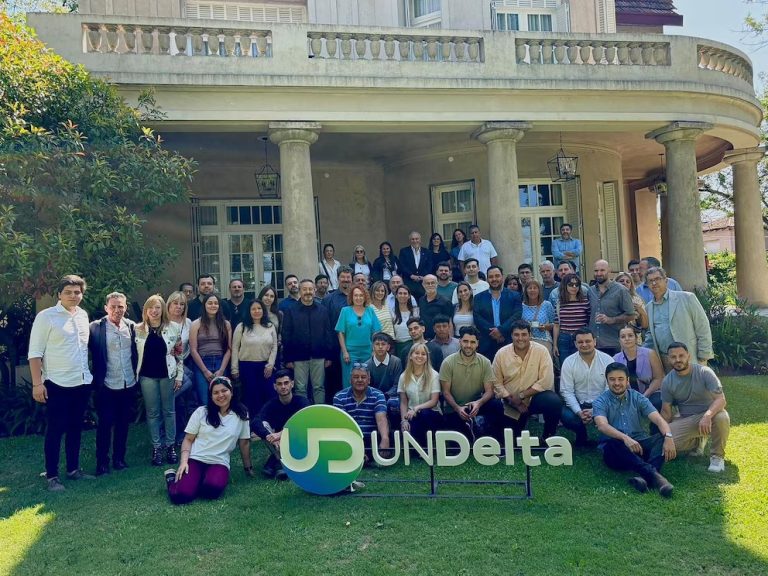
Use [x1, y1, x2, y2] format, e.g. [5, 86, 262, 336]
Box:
[281, 405, 573, 495]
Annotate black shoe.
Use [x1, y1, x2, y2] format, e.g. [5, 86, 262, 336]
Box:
[95, 463, 110, 476]
[112, 460, 128, 471]
[164, 468, 176, 486]
[166, 446, 178, 465]
[652, 472, 674, 498]
[151, 447, 163, 467]
[262, 464, 277, 478]
[275, 469, 288, 481]
[627, 476, 648, 493]
[67, 469, 96, 481]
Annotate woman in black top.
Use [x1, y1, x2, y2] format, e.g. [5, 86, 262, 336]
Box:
[371, 241, 401, 283]
[428, 233, 450, 274]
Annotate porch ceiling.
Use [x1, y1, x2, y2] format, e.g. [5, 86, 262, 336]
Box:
[161, 128, 731, 182]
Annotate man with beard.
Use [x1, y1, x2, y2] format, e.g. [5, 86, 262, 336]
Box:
[418, 275, 453, 340]
[552, 223, 582, 271]
[588, 259, 635, 357]
[223, 279, 246, 328]
[451, 259, 488, 304]
[187, 274, 216, 321]
[593, 363, 676, 497]
[278, 275, 301, 313]
[440, 326, 503, 439]
[473, 266, 521, 360]
[435, 261, 458, 301]
[661, 343, 729, 473]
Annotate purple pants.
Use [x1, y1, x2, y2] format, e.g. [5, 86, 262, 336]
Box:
[168, 458, 229, 504]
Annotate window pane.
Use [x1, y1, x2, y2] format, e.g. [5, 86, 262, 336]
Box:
[508, 14, 519, 31]
[239, 206, 252, 225]
[227, 206, 238, 224]
[456, 189, 473, 213]
[252, 207, 261, 225]
[528, 14, 539, 32]
[273, 205, 282, 224]
[261, 206, 273, 224]
[539, 184, 551, 207]
[199, 206, 218, 226]
[521, 217, 533, 264]
[551, 184, 563, 206]
[541, 14, 552, 32]
[496, 13, 505, 30]
[231, 254, 242, 272]
[441, 190, 456, 214]
[229, 235, 241, 253]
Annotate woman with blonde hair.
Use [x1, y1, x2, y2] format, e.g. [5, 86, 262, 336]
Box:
[349, 244, 372, 281]
[136, 294, 183, 466]
[167, 290, 194, 445]
[615, 272, 649, 333]
[369, 281, 395, 339]
[397, 343, 442, 444]
[335, 285, 382, 387]
[522, 279, 557, 354]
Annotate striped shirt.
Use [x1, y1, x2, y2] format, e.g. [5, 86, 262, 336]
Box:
[556, 300, 591, 333]
[333, 386, 387, 438]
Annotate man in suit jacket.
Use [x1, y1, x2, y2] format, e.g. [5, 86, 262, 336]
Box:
[643, 267, 713, 370]
[473, 266, 522, 360]
[89, 292, 138, 475]
[398, 231, 432, 299]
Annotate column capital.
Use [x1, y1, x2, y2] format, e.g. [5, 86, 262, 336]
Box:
[723, 146, 765, 166]
[645, 121, 713, 145]
[472, 121, 532, 144]
[268, 122, 322, 146]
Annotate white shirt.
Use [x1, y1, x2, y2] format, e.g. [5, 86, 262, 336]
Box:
[559, 350, 614, 414]
[28, 303, 93, 387]
[104, 319, 137, 390]
[186, 406, 250, 469]
[386, 293, 418, 311]
[458, 239, 497, 274]
[413, 247, 421, 268]
[451, 279, 489, 305]
[397, 369, 441, 412]
[319, 259, 341, 290]
[373, 354, 390, 367]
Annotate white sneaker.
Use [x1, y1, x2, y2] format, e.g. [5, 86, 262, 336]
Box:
[708, 456, 725, 473]
[691, 436, 707, 457]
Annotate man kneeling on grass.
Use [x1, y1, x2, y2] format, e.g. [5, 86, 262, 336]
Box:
[251, 369, 309, 480]
[593, 363, 677, 497]
[164, 377, 253, 504]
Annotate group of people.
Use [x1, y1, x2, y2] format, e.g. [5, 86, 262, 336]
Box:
[28, 225, 729, 502]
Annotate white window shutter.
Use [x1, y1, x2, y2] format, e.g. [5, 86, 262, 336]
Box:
[563, 177, 582, 239]
[601, 181, 622, 271]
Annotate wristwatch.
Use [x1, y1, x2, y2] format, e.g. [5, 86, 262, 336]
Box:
[664, 432, 673, 438]
[518, 391, 526, 400]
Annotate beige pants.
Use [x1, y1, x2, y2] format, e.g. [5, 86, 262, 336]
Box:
[669, 410, 730, 458]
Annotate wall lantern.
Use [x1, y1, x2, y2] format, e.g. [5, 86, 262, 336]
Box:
[547, 135, 579, 182]
[254, 136, 280, 198]
[652, 153, 668, 197]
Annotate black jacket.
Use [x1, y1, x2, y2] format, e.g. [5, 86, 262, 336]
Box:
[281, 302, 334, 362]
[88, 317, 138, 388]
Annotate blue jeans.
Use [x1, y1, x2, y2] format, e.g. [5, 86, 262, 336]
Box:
[194, 355, 223, 406]
[560, 406, 589, 443]
[140, 376, 175, 448]
[240, 360, 276, 420]
[557, 332, 577, 362]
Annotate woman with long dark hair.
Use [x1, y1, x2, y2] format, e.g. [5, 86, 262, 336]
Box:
[613, 325, 664, 410]
[189, 294, 232, 410]
[393, 285, 419, 357]
[319, 243, 341, 291]
[450, 228, 467, 281]
[452, 281, 475, 337]
[428, 232, 450, 275]
[371, 241, 400, 283]
[231, 299, 278, 418]
[552, 273, 590, 361]
[165, 376, 253, 504]
[135, 294, 184, 466]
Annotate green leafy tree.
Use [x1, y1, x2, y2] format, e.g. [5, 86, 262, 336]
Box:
[0, 14, 196, 313]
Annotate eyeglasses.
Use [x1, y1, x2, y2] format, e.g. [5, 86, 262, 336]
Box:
[355, 250, 364, 253]
[647, 277, 665, 285]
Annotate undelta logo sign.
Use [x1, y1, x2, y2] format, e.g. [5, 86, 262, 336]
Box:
[281, 405, 573, 496]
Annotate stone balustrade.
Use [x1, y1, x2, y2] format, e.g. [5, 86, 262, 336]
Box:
[698, 44, 753, 84]
[82, 22, 272, 57]
[515, 38, 670, 66]
[306, 31, 483, 62]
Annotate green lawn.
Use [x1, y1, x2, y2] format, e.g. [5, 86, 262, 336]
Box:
[1, 376, 767, 576]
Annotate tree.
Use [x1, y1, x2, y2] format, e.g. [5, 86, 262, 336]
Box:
[0, 14, 195, 313]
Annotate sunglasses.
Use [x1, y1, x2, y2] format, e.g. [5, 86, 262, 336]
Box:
[567, 282, 580, 288]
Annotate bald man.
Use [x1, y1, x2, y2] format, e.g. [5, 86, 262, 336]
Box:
[588, 260, 635, 357]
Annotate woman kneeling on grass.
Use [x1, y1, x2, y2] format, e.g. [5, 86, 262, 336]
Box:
[165, 376, 253, 504]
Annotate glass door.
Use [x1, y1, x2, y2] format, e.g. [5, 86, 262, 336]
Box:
[519, 182, 567, 269]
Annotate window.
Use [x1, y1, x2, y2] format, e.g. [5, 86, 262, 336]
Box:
[410, 0, 441, 27]
[518, 183, 563, 208]
[413, 0, 440, 18]
[431, 181, 476, 244]
[496, 13, 520, 31]
[518, 180, 574, 270]
[527, 14, 553, 32]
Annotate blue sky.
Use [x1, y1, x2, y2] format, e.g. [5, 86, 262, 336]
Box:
[669, 0, 767, 87]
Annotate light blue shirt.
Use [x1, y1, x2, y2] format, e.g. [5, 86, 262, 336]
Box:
[552, 237, 583, 269]
[491, 293, 501, 327]
[649, 290, 674, 355]
[637, 277, 682, 303]
[593, 388, 657, 443]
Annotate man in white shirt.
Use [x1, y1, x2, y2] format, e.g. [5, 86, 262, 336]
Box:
[29, 275, 95, 491]
[559, 328, 613, 446]
[451, 258, 489, 304]
[457, 225, 498, 275]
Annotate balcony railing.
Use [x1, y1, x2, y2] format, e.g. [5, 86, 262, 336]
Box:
[515, 38, 669, 66]
[82, 22, 272, 57]
[25, 13, 754, 99]
[306, 31, 483, 62]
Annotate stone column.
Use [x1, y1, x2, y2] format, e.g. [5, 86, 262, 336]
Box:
[724, 147, 768, 306]
[646, 121, 713, 290]
[472, 121, 532, 271]
[269, 122, 321, 282]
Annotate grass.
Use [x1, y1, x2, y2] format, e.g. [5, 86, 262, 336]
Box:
[1, 376, 767, 576]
